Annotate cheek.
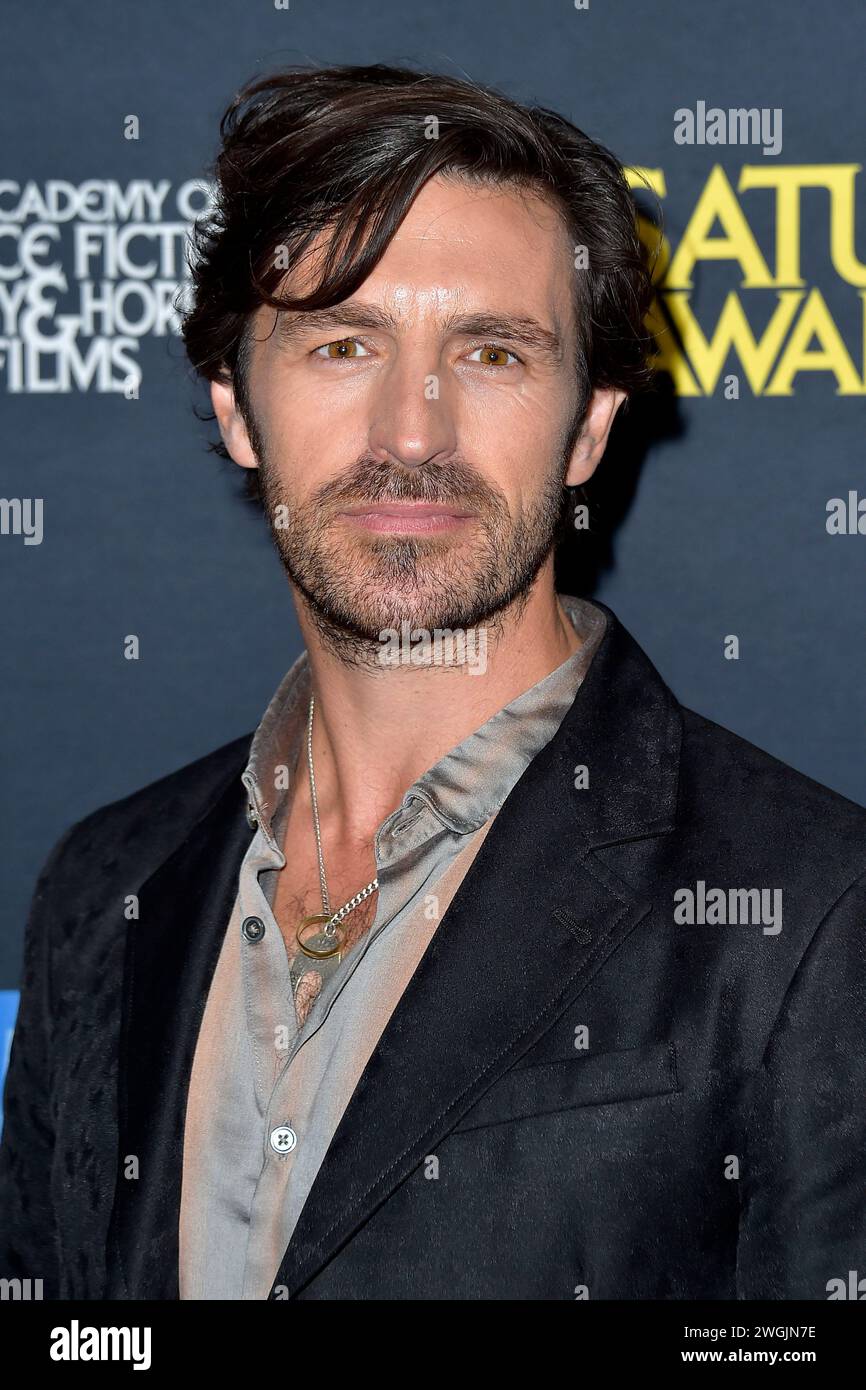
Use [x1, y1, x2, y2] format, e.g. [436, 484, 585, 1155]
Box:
[284, 357, 379, 413]
[458, 389, 569, 484]
[256, 375, 364, 461]
[460, 378, 565, 441]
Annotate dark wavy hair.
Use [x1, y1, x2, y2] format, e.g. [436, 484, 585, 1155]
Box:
[181, 63, 658, 503]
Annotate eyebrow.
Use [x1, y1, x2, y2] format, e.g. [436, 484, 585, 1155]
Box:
[273, 303, 564, 362]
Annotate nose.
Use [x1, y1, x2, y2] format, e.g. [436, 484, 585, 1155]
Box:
[367, 352, 458, 469]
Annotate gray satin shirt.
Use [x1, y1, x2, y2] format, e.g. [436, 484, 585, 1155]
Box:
[178, 593, 608, 1299]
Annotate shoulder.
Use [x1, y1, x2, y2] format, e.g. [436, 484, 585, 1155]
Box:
[677, 704, 866, 892]
[36, 732, 254, 900]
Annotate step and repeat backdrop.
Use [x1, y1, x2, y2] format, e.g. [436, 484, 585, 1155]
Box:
[2, 0, 865, 1113]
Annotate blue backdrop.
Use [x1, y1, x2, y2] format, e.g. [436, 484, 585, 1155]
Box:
[2, 1, 865, 1116]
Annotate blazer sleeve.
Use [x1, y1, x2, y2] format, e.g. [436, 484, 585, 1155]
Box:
[0, 824, 77, 1300]
[735, 870, 866, 1299]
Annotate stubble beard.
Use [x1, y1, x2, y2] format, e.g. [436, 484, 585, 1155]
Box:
[256, 449, 571, 669]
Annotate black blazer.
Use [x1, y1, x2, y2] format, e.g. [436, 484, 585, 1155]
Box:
[2, 598, 865, 1301]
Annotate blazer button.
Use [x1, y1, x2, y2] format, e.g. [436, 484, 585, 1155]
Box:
[270, 1125, 297, 1154]
[242, 915, 265, 942]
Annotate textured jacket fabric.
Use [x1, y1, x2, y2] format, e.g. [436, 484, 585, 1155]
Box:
[1, 596, 865, 1301]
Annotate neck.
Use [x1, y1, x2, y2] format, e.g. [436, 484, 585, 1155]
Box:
[291, 560, 582, 845]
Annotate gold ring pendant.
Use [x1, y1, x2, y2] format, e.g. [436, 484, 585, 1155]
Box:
[295, 913, 346, 959]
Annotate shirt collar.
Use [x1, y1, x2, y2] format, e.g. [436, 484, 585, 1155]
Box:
[242, 594, 608, 846]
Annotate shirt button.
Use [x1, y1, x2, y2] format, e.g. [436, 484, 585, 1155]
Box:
[242, 915, 265, 942]
[269, 1125, 297, 1155]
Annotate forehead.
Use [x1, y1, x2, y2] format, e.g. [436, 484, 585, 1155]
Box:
[277, 173, 575, 327]
[370, 174, 571, 292]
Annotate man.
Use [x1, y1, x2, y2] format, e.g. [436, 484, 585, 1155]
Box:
[1, 63, 865, 1302]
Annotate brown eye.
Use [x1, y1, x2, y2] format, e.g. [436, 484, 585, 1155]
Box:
[315, 338, 369, 359]
[469, 344, 519, 367]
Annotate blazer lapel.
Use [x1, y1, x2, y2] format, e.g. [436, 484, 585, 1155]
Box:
[104, 749, 253, 1298]
[268, 600, 683, 1298]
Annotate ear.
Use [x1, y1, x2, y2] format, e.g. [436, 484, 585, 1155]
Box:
[564, 387, 627, 487]
[210, 377, 259, 470]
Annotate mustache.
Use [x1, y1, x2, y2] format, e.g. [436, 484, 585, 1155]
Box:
[312, 458, 501, 511]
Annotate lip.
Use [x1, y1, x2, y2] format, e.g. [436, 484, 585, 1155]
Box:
[337, 502, 475, 534]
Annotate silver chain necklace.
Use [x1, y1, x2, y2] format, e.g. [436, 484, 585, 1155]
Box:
[290, 692, 378, 991]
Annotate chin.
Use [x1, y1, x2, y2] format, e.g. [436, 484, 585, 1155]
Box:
[335, 551, 474, 627]
[345, 590, 460, 638]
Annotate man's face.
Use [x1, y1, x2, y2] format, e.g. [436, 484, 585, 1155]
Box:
[216, 174, 614, 650]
